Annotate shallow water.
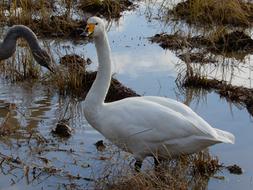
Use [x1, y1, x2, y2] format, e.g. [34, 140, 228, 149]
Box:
[0, 2, 253, 190]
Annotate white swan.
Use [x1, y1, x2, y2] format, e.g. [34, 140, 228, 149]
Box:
[83, 17, 235, 170]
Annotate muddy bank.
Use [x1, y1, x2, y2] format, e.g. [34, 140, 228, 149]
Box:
[1, 0, 135, 38]
[170, 0, 253, 27]
[182, 75, 253, 116]
[79, 0, 134, 19]
[48, 54, 140, 101]
[60, 54, 92, 69]
[82, 71, 140, 102]
[150, 31, 253, 60]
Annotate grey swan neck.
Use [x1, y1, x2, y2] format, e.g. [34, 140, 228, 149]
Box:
[84, 32, 112, 115]
[0, 25, 43, 60]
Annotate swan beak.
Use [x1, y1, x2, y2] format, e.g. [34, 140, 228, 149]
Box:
[47, 64, 56, 73]
[81, 23, 95, 37]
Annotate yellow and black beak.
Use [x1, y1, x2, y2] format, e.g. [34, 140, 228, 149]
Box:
[81, 23, 96, 37]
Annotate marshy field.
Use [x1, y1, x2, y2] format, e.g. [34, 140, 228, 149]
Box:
[0, 0, 253, 189]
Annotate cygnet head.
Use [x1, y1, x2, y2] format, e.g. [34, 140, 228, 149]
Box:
[85, 17, 106, 38]
[32, 49, 55, 73]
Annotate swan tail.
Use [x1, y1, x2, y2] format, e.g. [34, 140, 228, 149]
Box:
[215, 128, 235, 144]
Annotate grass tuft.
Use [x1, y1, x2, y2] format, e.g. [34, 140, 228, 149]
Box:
[0, 39, 41, 82]
[171, 0, 253, 27]
[101, 152, 221, 190]
[79, 0, 134, 19]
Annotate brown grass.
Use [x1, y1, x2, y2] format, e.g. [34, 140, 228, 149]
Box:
[177, 63, 253, 117]
[100, 152, 221, 190]
[47, 68, 140, 101]
[79, 0, 134, 19]
[0, 39, 42, 82]
[0, 0, 134, 38]
[150, 30, 253, 59]
[170, 0, 253, 27]
[184, 75, 253, 102]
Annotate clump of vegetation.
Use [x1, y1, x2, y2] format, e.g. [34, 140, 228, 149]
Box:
[102, 152, 221, 190]
[178, 53, 217, 64]
[51, 119, 72, 138]
[79, 0, 134, 19]
[178, 67, 253, 117]
[60, 54, 91, 69]
[47, 54, 140, 101]
[0, 0, 134, 38]
[0, 40, 42, 82]
[150, 30, 253, 59]
[149, 33, 191, 50]
[49, 70, 140, 101]
[0, 0, 84, 38]
[226, 164, 243, 175]
[170, 0, 253, 27]
[210, 30, 253, 53]
[150, 33, 211, 52]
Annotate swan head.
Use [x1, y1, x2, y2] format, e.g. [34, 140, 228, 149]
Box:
[84, 17, 106, 38]
[32, 49, 56, 73]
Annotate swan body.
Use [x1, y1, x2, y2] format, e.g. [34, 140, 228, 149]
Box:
[84, 17, 235, 169]
[0, 25, 55, 72]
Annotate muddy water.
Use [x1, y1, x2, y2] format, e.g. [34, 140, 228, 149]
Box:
[0, 2, 253, 190]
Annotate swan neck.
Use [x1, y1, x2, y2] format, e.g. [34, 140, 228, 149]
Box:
[0, 25, 42, 60]
[85, 32, 112, 110]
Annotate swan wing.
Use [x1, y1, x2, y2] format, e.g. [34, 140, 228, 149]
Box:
[138, 96, 234, 144]
[99, 98, 219, 144]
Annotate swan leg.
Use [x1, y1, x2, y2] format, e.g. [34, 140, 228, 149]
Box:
[134, 160, 143, 172]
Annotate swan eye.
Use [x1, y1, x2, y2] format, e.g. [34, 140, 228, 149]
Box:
[95, 23, 98, 25]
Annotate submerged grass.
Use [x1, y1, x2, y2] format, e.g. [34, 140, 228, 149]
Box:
[0, 127, 225, 190]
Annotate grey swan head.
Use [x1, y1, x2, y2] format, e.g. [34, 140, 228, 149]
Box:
[0, 25, 55, 72]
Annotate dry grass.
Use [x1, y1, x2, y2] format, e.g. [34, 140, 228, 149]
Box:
[49, 62, 86, 97]
[99, 151, 221, 190]
[0, 0, 77, 37]
[0, 39, 42, 82]
[47, 67, 140, 101]
[79, 0, 134, 19]
[175, 56, 253, 117]
[0, 0, 134, 38]
[150, 29, 253, 59]
[171, 0, 253, 27]
[180, 73, 253, 115]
